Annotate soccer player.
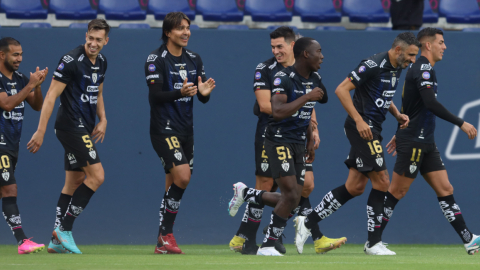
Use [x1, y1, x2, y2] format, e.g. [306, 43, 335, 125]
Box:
[381, 28, 480, 255]
[229, 27, 345, 255]
[293, 32, 420, 255]
[228, 37, 328, 256]
[27, 19, 110, 254]
[0, 37, 47, 254]
[145, 12, 215, 255]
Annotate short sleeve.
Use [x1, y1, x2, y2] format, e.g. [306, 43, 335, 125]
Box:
[253, 63, 272, 92]
[145, 54, 164, 86]
[271, 71, 290, 96]
[347, 59, 378, 88]
[53, 55, 76, 84]
[415, 66, 434, 92]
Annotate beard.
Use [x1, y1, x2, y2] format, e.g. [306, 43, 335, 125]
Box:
[4, 59, 17, 72]
[396, 53, 408, 69]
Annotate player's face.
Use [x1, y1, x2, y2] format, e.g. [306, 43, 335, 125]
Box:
[431, 34, 446, 62]
[306, 41, 323, 71]
[2, 45, 22, 72]
[396, 44, 419, 69]
[271, 37, 293, 65]
[167, 19, 191, 48]
[85, 29, 109, 58]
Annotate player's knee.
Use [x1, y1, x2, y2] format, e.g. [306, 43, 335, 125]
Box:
[390, 187, 408, 200]
[442, 184, 454, 195]
[1, 186, 17, 197]
[175, 177, 190, 189]
[346, 182, 365, 197]
[89, 172, 104, 188]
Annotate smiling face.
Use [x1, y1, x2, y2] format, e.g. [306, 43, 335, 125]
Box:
[395, 44, 419, 69]
[1, 44, 22, 72]
[430, 33, 446, 62]
[166, 19, 191, 48]
[271, 37, 294, 66]
[305, 40, 324, 71]
[85, 29, 108, 59]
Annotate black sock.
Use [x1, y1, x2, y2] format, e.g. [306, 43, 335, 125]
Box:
[299, 197, 324, 241]
[367, 189, 386, 246]
[261, 211, 287, 248]
[236, 203, 264, 243]
[61, 183, 95, 231]
[242, 188, 265, 205]
[305, 185, 354, 229]
[379, 191, 398, 234]
[157, 192, 167, 247]
[161, 183, 185, 235]
[2, 197, 27, 245]
[288, 196, 306, 219]
[51, 193, 72, 244]
[438, 195, 473, 244]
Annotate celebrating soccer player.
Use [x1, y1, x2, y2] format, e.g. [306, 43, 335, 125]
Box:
[0, 37, 47, 254]
[145, 12, 215, 255]
[381, 28, 480, 255]
[27, 19, 110, 254]
[294, 32, 420, 255]
[229, 27, 345, 255]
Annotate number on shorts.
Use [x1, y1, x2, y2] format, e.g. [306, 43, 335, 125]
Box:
[276, 146, 292, 160]
[165, 136, 180, 150]
[0, 155, 10, 169]
[82, 135, 93, 148]
[261, 145, 268, 159]
[410, 148, 422, 162]
[367, 140, 383, 155]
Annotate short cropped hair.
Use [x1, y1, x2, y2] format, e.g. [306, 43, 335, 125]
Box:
[0, 37, 20, 53]
[88, 19, 110, 37]
[293, 37, 315, 59]
[417, 27, 443, 43]
[270, 26, 296, 43]
[162, 12, 191, 44]
[391, 32, 421, 50]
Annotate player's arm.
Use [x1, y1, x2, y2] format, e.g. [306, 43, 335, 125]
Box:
[255, 89, 272, 115]
[317, 80, 328, 104]
[388, 101, 409, 129]
[149, 78, 197, 104]
[27, 80, 67, 153]
[0, 68, 44, 111]
[26, 67, 49, 111]
[306, 121, 315, 163]
[271, 88, 322, 121]
[196, 56, 214, 103]
[310, 109, 320, 149]
[92, 83, 107, 143]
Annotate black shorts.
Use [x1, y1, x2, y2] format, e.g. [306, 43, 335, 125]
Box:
[0, 151, 17, 187]
[56, 129, 100, 172]
[151, 133, 194, 174]
[264, 138, 305, 186]
[344, 128, 387, 173]
[255, 140, 272, 177]
[393, 137, 446, 178]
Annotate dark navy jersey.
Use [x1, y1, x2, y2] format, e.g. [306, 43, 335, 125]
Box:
[265, 66, 327, 144]
[0, 71, 30, 153]
[145, 43, 207, 135]
[253, 57, 284, 143]
[344, 51, 402, 134]
[396, 56, 437, 143]
[53, 45, 107, 134]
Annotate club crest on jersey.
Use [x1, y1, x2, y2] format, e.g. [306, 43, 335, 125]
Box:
[58, 63, 64, 71]
[89, 149, 96, 159]
[376, 155, 383, 167]
[391, 76, 396, 87]
[250, 208, 263, 219]
[358, 66, 366, 73]
[422, 72, 430, 80]
[148, 64, 156, 72]
[261, 161, 269, 172]
[92, 73, 98, 83]
[179, 69, 187, 80]
[410, 163, 417, 174]
[2, 169, 9, 181]
[274, 78, 281, 86]
[281, 160, 289, 172]
[174, 150, 182, 161]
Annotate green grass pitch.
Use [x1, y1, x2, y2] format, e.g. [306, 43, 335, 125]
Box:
[1, 244, 480, 270]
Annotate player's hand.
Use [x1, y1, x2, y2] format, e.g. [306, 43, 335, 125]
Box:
[306, 143, 315, 164]
[28, 67, 43, 88]
[37, 67, 49, 86]
[198, 76, 215, 96]
[180, 78, 197, 97]
[460, 121, 477, 140]
[356, 119, 373, 141]
[386, 135, 397, 157]
[27, 130, 45, 153]
[397, 113, 409, 129]
[307, 87, 324, 101]
[92, 120, 107, 143]
[313, 131, 320, 150]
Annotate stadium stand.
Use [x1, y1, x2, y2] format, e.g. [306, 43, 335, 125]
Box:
[118, 23, 151, 29]
[439, 0, 480, 23]
[342, 0, 390, 23]
[462, 27, 480, 32]
[365, 26, 392, 31]
[99, 0, 147, 20]
[423, 0, 439, 23]
[217, 25, 249, 30]
[19, 22, 52, 28]
[69, 23, 89, 29]
[267, 25, 298, 31]
[315, 26, 346, 31]
[196, 0, 243, 22]
[245, 0, 292, 22]
[49, 0, 97, 20]
[293, 0, 341, 23]
[2, 0, 48, 19]
[148, 0, 195, 21]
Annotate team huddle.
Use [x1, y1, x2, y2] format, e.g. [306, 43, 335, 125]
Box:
[0, 12, 478, 256]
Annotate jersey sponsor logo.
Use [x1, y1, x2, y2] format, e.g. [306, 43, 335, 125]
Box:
[358, 66, 366, 73]
[273, 78, 281, 86]
[58, 63, 65, 70]
[53, 71, 63, 78]
[86, 86, 99, 92]
[62, 55, 74, 63]
[78, 54, 85, 62]
[274, 71, 286, 77]
[365, 60, 377, 68]
[256, 63, 266, 70]
[254, 82, 265, 87]
[175, 96, 191, 102]
[91, 66, 100, 70]
[351, 71, 360, 81]
[421, 81, 433, 86]
[375, 98, 392, 109]
[15, 101, 24, 109]
[174, 83, 183, 89]
[148, 64, 156, 72]
[422, 71, 430, 80]
[382, 90, 395, 98]
[446, 98, 480, 160]
[147, 54, 158, 62]
[3, 111, 23, 121]
[289, 72, 295, 78]
[81, 94, 97, 104]
[146, 74, 159, 80]
[255, 71, 261, 80]
[92, 73, 98, 83]
[381, 79, 390, 83]
[420, 63, 432, 70]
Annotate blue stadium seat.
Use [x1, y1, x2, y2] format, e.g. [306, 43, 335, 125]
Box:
[148, 0, 195, 21]
[196, 0, 243, 22]
[118, 23, 150, 29]
[315, 26, 346, 31]
[69, 23, 89, 29]
[245, 0, 292, 22]
[217, 25, 249, 30]
[293, 0, 341, 23]
[439, 0, 480, 23]
[423, 0, 438, 23]
[2, 0, 48, 19]
[365, 26, 392, 31]
[342, 0, 389, 23]
[20, 23, 52, 28]
[267, 25, 298, 31]
[49, 0, 97, 20]
[462, 28, 480, 32]
[99, 0, 146, 20]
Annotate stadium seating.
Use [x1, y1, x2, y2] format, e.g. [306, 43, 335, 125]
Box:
[462, 28, 480, 32]
[2, 0, 48, 19]
[19, 23, 52, 28]
[365, 26, 392, 31]
[293, 0, 341, 23]
[217, 25, 249, 30]
[423, 0, 438, 23]
[439, 0, 480, 23]
[49, 0, 97, 20]
[148, 0, 195, 21]
[118, 23, 150, 29]
[69, 23, 89, 29]
[267, 25, 298, 31]
[99, 0, 147, 20]
[196, 0, 243, 22]
[342, 0, 389, 23]
[315, 26, 346, 31]
[245, 0, 292, 22]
